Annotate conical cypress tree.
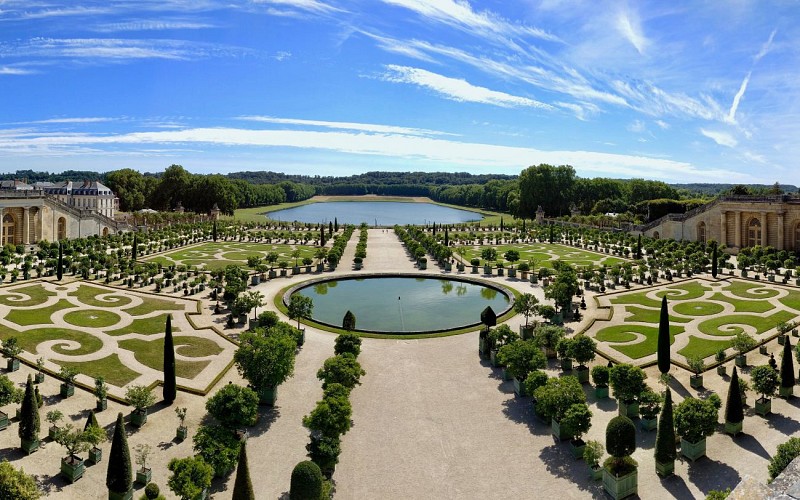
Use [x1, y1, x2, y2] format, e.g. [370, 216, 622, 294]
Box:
[320, 228, 325, 247]
[711, 241, 718, 278]
[342, 310, 356, 332]
[657, 296, 671, 375]
[636, 234, 642, 260]
[500, 217, 504, 232]
[328, 221, 333, 235]
[725, 367, 744, 424]
[57, 242, 63, 281]
[654, 388, 676, 466]
[444, 228, 449, 247]
[212, 221, 218, 242]
[18, 375, 39, 444]
[232, 440, 255, 500]
[334, 217, 338, 232]
[132, 233, 138, 262]
[432, 223, 436, 235]
[781, 337, 795, 389]
[107, 413, 132, 495]
[84, 410, 100, 431]
[163, 314, 176, 404]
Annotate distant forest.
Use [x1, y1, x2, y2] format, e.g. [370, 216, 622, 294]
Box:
[1, 167, 795, 223]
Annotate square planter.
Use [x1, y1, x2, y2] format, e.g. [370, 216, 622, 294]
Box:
[418, 262, 427, 270]
[258, 385, 278, 406]
[680, 438, 706, 462]
[655, 460, 674, 477]
[640, 417, 657, 431]
[618, 401, 639, 419]
[595, 386, 609, 399]
[483, 266, 491, 275]
[471, 266, 478, 274]
[717, 365, 727, 376]
[489, 350, 501, 368]
[34, 372, 45, 384]
[759, 345, 768, 355]
[575, 366, 590, 384]
[735, 355, 747, 368]
[279, 269, 288, 277]
[560, 358, 573, 372]
[0, 411, 7, 431]
[569, 439, 586, 459]
[519, 325, 533, 340]
[60, 383, 74, 398]
[501, 368, 512, 381]
[780, 385, 794, 399]
[96, 398, 107, 412]
[20, 437, 38, 455]
[725, 420, 743, 436]
[135, 468, 152, 486]
[297, 329, 306, 347]
[108, 489, 133, 500]
[130, 409, 148, 427]
[176, 426, 188, 441]
[60, 456, 85, 483]
[512, 377, 527, 397]
[779, 335, 787, 345]
[49, 426, 60, 440]
[755, 397, 771, 416]
[88, 446, 102, 464]
[6, 358, 19, 372]
[589, 465, 603, 481]
[551, 418, 570, 441]
[602, 467, 637, 500]
[497, 268, 504, 276]
[508, 268, 516, 278]
[690, 375, 704, 389]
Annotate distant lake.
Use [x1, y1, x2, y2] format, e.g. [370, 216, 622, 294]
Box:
[266, 201, 482, 226]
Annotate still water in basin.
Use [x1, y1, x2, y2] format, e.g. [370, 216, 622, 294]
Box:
[267, 201, 482, 226]
[293, 276, 510, 333]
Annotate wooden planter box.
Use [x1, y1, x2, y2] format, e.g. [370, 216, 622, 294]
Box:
[551, 419, 570, 441]
[569, 439, 586, 459]
[618, 401, 639, 419]
[60, 383, 74, 398]
[483, 266, 491, 275]
[759, 345, 768, 355]
[680, 438, 706, 462]
[589, 465, 603, 481]
[501, 368, 512, 381]
[96, 398, 107, 412]
[640, 417, 657, 431]
[489, 349, 501, 368]
[471, 266, 478, 274]
[602, 467, 637, 500]
[512, 377, 527, 397]
[755, 397, 772, 416]
[575, 366, 590, 384]
[130, 409, 148, 427]
[780, 385, 794, 399]
[34, 372, 44, 384]
[0, 411, 8, 431]
[560, 358, 573, 372]
[507, 268, 516, 278]
[735, 355, 747, 368]
[418, 261, 427, 270]
[717, 365, 727, 376]
[60, 456, 85, 483]
[725, 420, 743, 436]
[519, 325, 533, 340]
[655, 460, 674, 477]
[136, 468, 152, 485]
[595, 386, 609, 399]
[258, 385, 278, 406]
[6, 358, 19, 372]
[88, 446, 102, 464]
[20, 437, 39, 455]
[297, 329, 305, 347]
[690, 375, 703, 389]
[176, 426, 188, 441]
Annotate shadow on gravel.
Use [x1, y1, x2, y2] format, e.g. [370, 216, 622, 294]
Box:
[766, 412, 800, 435]
[729, 432, 771, 460]
[660, 473, 694, 499]
[34, 473, 63, 496]
[538, 444, 605, 497]
[686, 457, 741, 496]
[500, 395, 548, 436]
[248, 405, 281, 438]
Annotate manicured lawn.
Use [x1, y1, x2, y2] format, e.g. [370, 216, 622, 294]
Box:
[59, 354, 141, 387]
[123, 296, 184, 316]
[623, 306, 691, 324]
[672, 301, 725, 316]
[595, 324, 684, 359]
[143, 241, 319, 271]
[698, 310, 796, 336]
[63, 309, 121, 328]
[457, 242, 627, 269]
[0, 284, 54, 307]
[726, 280, 780, 299]
[0, 325, 104, 356]
[107, 313, 180, 336]
[611, 292, 661, 308]
[68, 285, 133, 308]
[654, 281, 710, 301]
[779, 290, 800, 312]
[119, 336, 222, 379]
[5, 299, 72, 326]
[709, 293, 775, 313]
[677, 337, 733, 360]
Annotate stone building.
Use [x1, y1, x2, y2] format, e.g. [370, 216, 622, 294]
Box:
[0, 180, 123, 245]
[637, 195, 800, 253]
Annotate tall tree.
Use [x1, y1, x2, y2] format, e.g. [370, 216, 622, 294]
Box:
[781, 337, 795, 391]
[232, 441, 255, 500]
[18, 375, 39, 448]
[56, 242, 63, 281]
[107, 413, 132, 496]
[518, 164, 576, 218]
[711, 241, 718, 278]
[163, 314, 176, 404]
[131, 233, 138, 262]
[212, 221, 218, 242]
[725, 367, 744, 425]
[654, 388, 676, 469]
[657, 297, 670, 375]
[636, 234, 642, 260]
[342, 311, 356, 332]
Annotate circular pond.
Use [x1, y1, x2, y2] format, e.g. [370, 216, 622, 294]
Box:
[267, 201, 482, 226]
[287, 275, 512, 334]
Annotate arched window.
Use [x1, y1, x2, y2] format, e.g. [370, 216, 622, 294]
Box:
[795, 222, 800, 251]
[57, 217, 67, 240]
[102, 227, 109, 237]
[2, 214, 15, 246]
[747, 218, 761, 247]
[697, 221, 706, 244]
[653, 231, 660, 240]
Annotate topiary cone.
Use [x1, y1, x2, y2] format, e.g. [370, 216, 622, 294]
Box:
[781, 337, 795, 389]
[655, 388, 677, 465]
[657, 296, 670, 375]
[232, 440, 255, 500]
[725, 368, 744, 424]
[107, 412, 132, 495]
[163, 314, 176, 404]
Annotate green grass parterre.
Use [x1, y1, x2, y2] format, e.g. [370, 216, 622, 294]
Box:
[457, 242, 626, 269]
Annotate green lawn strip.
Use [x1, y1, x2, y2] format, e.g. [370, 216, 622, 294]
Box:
[623, 306, 692, 324]
[677, 337, 733, 361]
[106, 314, 180, 336]
[5, 299, 73, 326]
[58, 354, 141, 387]
[63, 309, 121, 328]
[0, 325, 103, 355]
[118, 336, 221, 379]
[596, 324, 684, 359]
[778, 290, 800, 312]
[459, 243, 627, 269]
[725, 280, 780, 299]
[672, 301, 725, 316]
[698, 310, 796, 336]
[0, 284, 54, 307]
[709, 293, 775, 313]
[611, 292, 661, 308]
[654, 281, 710, 301]
[68, 284, 133, 308]
[123, 296, 184, 316]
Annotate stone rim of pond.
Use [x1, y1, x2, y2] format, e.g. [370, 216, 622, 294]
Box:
[283, 272, 515, 335]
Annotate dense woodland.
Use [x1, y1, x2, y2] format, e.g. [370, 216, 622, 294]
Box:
[1, 166, 795, 222]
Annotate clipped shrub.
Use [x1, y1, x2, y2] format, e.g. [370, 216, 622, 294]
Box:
[0, 460, 40, 500]
[290, 461, 323, 500]
[206, 384, 259, 430]
[523, 370, 548, 396]
[674, 397, 718, 444]
[591, 365, 610, 386]
[316, 353, 365, 390]
[496, 340, 546, 381]
[167, 456, 213, 500]
[654, 388, 676, 465]
[192, 424, 242, 477]
[107, 413, 132, 495]
[144, 482, 160, 500]
[334, 332, 362, 358]
[605, 416, 637, 476]
[770, 437, 800, 481]
[533, 375, 586, 422]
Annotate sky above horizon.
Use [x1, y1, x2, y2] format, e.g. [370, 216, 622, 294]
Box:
[0, 1, 797, 184]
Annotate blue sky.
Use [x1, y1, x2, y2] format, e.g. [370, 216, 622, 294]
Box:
[0, 1, 797, 184]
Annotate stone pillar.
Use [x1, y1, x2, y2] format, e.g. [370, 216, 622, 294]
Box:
[22, 207, 29, 245]
[761, 211, 768, 247]
[734, 211, 741, 248]
[720, 211, 727, 247]
[777, 212, 785, 250]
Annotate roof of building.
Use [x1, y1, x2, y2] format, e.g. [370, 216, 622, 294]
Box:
[0, 180, 34, 190]
[34, 180, 115, 196]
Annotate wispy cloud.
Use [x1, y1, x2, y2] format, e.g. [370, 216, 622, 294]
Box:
[92, 20, 217, 33]
[0, 66, 35, 75]
[627, 120, 646, 133]
[615, 8, 648, 55]
[253, 0, 343, 15]
[235, 116, 456, 137]
[30, 117, 118, 124]
[655, 120, 669, 129]
[726, 71, 750, 124]
[700, 128, 737, 148]
[754, 29, 777, 63]
[382, 65, 554, 110]
[272, 51, 292, 61]
[0, 6, 113, 21]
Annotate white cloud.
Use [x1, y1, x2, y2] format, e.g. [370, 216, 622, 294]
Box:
[627, 120, 646, 133]
[616, 9, 648, 55]
[726, 71, 750, 124]
[744, 151, 767, 164]
[253, 0, 342, 14]
[382, 65, 554, 110]
[235, 116, 456, 137]
[0, 66, 34, 75]
[31, 117, 118, 124]
[700, 129, 738, 148]
[92, 20, 217, 32]
[754, 29, 777, 63]
[273, 51, 292, 61]
[655, 120, 669, 129]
